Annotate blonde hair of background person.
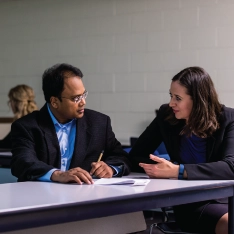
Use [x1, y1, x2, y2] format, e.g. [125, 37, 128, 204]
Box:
[8, 84, 38, 121]
[0, 85, 38, 149]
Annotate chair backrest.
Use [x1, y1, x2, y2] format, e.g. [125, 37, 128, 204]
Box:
[130, 137, 138, 147]
[127, 138, 170, 160]
[130, 137, 168, 153]
[123, 147, 131, 153]
[0, 168, 17, 184]
[157, 142, 167, 154]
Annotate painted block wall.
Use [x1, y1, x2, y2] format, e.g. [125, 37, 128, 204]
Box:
[0, 0, 234, 144]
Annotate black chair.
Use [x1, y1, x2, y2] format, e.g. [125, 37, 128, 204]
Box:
[149, 208, 200, 234]
[129, 137, 199, 234]
[150, 221, 201, 234]
[130, 137, 138, 147]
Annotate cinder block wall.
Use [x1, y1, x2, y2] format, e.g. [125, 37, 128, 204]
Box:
[0, 0, 233, 144]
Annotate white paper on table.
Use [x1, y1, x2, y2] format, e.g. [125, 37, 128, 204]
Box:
[93, 178, 150, 186]
[0, 152, 12, 156]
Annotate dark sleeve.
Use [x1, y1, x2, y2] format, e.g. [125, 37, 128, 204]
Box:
[185, 119, 234, 180]
[128, 107, 165, 172]
[10, 121, 54, 182]
[0, 131, 12, 149]
[103, 116, 131, 176]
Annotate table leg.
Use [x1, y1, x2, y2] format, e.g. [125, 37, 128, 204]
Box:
[229, 190, 234, 234]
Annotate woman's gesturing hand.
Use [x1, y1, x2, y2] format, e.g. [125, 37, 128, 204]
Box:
[139, 154, 179, 179]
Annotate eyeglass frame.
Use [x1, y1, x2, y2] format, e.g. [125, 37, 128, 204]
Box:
[60, 90, 88, 103]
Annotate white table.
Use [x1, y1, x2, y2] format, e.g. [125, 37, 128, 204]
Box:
[0, 174, 234, 233]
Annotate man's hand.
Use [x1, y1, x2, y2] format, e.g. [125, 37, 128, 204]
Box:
[51, 167, 94, 184]
[139, 154, 179, 179]
[90, 161, 114, 178]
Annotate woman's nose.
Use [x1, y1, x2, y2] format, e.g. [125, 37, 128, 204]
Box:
[169, 98, 175, 107]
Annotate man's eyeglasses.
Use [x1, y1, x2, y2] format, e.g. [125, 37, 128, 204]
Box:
[61, 90, 88, 103]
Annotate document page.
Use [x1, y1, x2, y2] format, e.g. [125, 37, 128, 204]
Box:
[93, 178, 150, 186]
[0, 152, 12, 156]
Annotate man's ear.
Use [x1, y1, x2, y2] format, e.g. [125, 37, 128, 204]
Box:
[50, 96, 58, 108]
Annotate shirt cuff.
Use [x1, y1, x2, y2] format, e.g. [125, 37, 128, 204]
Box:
[37, 169, 58, 182]
[109, 165, 123, 177]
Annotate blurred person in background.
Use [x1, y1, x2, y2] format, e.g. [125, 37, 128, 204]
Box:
[0, 84, 38, 148]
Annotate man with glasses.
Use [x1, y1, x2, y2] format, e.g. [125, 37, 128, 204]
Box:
[11, 63, 131, 184]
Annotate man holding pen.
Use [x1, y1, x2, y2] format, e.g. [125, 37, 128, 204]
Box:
[11, 63, 131, 184]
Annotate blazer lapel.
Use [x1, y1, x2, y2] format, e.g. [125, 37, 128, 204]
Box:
[38, 104, 61, 168]
[168, 121, 184, 163]
[70, 115, 92, 168]
[169, 132, 181, 163]
[206, 136, 216, 162]
[170, 121, 216, 163]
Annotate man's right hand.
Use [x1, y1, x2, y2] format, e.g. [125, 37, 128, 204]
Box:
[51, 167, 94, 184]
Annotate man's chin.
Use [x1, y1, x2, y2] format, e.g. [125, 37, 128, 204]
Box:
[76, 112, 84, 118]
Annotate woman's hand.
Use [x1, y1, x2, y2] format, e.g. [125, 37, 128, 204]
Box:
[139, 154, 179, 179]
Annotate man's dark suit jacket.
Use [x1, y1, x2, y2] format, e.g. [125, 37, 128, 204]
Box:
[11, 104, 131, 182]
[0, 131, 11, 149]
[129, 104, 234, 180]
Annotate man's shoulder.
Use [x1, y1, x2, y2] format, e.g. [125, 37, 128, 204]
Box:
[13, 104, 49, 126]
[14, 110, 40, 124]
[82, 109, 110, 129]
[84, 109, 109, 119]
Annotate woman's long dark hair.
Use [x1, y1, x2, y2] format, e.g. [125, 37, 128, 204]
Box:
[166, 67, 222, 138]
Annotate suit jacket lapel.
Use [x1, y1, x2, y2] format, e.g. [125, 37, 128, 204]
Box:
[169, 128, 181, 163]
[38, 104, 61, 168]
[70, 115, 92, 168]
[206, 135, 216, 162]
[169, 120, 216, 163]
[168, 121, 185, 163]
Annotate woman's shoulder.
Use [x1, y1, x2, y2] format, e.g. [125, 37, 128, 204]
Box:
[220, 105, 234, 122]
[158, 104, 170, 113]
[157, 104, 172, 119]
[221, 105, 234, 114]
[155, 104, 173, 125]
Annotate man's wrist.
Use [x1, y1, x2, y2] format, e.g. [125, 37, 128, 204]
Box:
[51, 170, 62, 181]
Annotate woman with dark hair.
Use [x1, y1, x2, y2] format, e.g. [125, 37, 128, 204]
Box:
[129, 67, 233, 234]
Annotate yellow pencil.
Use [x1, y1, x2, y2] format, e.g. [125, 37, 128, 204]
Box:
[97, 150, 104, 162]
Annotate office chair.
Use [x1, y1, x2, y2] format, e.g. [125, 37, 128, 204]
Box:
[0, 168, 17, 184]
[149, 221, 201, 234]
[126, 139, 197, 234]
[149, 208, 201, 234]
